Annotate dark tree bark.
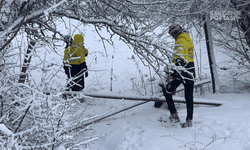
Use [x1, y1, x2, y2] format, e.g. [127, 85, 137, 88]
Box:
[203, 15, 219, 93]
[18, 39, 36, 83]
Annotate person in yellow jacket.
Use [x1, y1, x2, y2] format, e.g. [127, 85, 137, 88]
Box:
[154, 24, 195, 128]
[63, 34, 88, 91]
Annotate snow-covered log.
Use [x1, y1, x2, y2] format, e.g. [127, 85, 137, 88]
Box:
[42, 91, 223, 106]
[82, 93, 223, 106]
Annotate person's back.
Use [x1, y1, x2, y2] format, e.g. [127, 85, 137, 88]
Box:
[63, 34, 89, 91]
[64, 34, 88, 65]
[172, 31, 195, 79]
[174, 32, 194, 63]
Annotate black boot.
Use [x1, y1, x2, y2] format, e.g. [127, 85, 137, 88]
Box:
[154, 101, 163, 108]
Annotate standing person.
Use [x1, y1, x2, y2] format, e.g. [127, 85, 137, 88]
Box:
[63, 34, 88, 91]
[157, 24, 195, 128]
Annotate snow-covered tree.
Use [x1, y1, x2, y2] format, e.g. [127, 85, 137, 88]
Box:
[209, 0, 250, 90]
[0, 0, 213, 78]
[1, 0, 250, 148]
[1, 0, 249, 75]
[213, 0, 250, 65]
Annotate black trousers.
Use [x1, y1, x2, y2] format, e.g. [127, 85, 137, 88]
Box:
[163, 78, 194, 120]
[64, 62, 87, 91]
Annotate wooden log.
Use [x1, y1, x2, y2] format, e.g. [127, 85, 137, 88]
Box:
[81, 101, 148, 127]
[83, 93, 223, 106]
[59, 101, 149, 135]
[43, 91, 223, 106]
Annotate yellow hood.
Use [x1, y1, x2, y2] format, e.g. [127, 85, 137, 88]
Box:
[63, 34, 88, 65]
[73, 34, 84, 44]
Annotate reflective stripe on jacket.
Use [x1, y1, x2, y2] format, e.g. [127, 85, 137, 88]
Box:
[174, 32, 194, 63]
[63, 34, 88, 65]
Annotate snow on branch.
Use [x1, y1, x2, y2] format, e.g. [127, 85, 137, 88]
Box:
[54, 12, 120, 27]
[0, 124, 12, 136]
[43, 0, 67, 16]
[125, 0, 174, 5]
[0, 124, 20, 149]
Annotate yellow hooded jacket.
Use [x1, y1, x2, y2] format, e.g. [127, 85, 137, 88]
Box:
[63, 34, 88, 65]
[174, 32, 194, 63]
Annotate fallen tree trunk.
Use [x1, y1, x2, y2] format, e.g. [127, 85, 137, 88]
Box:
[58, 91, 223, 134]
[50, 90, 224, 135]
[43, 91, 223, 107]
[82, 93, 223, 106]
[59, 101, 149, 135]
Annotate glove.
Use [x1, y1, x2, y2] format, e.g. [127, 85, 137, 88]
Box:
[85, 71, 88, 78]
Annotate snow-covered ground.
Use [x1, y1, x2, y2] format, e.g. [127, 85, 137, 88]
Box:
[82, 93, 250, 150]
[59, 25, 249, 150]
[13, 23, 250, 149]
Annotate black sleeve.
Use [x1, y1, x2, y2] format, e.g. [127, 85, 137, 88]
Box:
[63, 66, 70, 78]
[80, 62, 87, 69]
[170, 70, 179, 78]
[80, 62, 88, 77]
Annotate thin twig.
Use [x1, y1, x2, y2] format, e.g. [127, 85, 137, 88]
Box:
[0, 2, 30, 52]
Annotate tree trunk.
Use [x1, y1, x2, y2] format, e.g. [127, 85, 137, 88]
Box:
[18, 39, 36, 83]
[230, 0, 250, 50]
[230, 0, 250, 61]
[203, 15, 220, 93]
[239, 14, 250, 51]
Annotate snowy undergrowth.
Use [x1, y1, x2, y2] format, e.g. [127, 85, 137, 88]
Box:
[0, 79, 110, 149]
[217, 61, 250, 93]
